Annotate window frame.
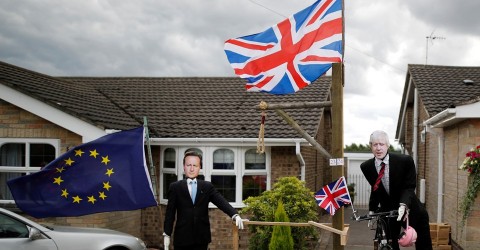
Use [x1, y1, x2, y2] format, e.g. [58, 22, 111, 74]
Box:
[0, 138, 60, 204]
[159, 146, 270, 207]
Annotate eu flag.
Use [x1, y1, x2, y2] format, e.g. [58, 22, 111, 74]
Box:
[7, 126, 157, 218]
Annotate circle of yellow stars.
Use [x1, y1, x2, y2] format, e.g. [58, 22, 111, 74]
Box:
[53, 148, 116, 205]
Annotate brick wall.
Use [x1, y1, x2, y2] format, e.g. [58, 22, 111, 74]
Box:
[445, 119, 480, 249]
[407, 95, 480, 249]
[270, 147, 301, 183]
[302, 108, 332, 192]
[402, 99, 441, 213]
[141, 206, 162, 248]
[0, 100, 81, 149]
[403, 103, 414, 154]
[416, 98, 439, 220]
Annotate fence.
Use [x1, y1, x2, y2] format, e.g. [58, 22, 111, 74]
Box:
[346, 173, 370, 210]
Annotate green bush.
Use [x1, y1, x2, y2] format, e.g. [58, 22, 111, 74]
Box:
[242, 177, 318, 250]
[269, 201, 294, 250]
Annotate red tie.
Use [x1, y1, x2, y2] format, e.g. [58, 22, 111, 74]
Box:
[373, 162, 385, 191]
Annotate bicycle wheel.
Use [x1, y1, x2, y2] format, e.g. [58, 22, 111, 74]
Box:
[379, 245, 393, 250]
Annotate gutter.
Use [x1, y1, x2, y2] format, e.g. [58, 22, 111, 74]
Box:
[422, 124, 445, 223]
[421, 103, 456, 224]
[422, 108, 457, 222]
[423, 108, 456, 127]
[150, 137, 307, 146]
[296, 141, 306, 181]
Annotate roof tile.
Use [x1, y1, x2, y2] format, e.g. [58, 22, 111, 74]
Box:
[408, 64, 480, 116]
[0, 61, 330, 139]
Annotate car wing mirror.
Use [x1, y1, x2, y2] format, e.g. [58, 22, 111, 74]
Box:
[29, 227, 44, 240]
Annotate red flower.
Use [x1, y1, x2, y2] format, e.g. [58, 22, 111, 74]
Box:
[466, 151, 480, 159]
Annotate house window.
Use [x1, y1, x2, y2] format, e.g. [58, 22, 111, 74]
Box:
[243, 149, 267, 200]
[161, 148, 177, 200]
[160, 146, 270, 207]
[0, 139, 59, 202]
[211, 149, 235, 202]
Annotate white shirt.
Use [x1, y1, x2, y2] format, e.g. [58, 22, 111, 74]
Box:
[375, 154, 390, 194]
[187, 178, 197, 196]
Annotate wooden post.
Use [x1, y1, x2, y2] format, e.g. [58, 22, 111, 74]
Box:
[232, 220, 350, 249]
[232, 223, 239, 250]
[275, 109, 333, 159]
[331, 63, 344, 250]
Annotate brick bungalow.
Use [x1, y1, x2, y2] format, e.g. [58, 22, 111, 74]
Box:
[396, 64, 480, 249]
[0, 60, 335, 249]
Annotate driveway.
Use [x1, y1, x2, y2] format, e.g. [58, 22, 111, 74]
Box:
[317, 207, 415, 250]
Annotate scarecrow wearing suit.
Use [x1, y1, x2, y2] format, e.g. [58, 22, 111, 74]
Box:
[163, 151, 244, 250]
[360, 130, 432, 250]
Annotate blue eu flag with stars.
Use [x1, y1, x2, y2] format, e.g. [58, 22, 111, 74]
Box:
[7, 126, 157, 218]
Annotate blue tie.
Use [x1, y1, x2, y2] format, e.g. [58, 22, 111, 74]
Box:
[190, 180, 197, 203]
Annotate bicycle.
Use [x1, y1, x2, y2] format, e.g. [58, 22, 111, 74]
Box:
[352, 210, 399, 250]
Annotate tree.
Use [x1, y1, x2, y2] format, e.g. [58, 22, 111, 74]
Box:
[242, 177, 318, 250]
[269, 201, 294, 250]
[344, 143, 370, 152]
[344, 143, 401, 153]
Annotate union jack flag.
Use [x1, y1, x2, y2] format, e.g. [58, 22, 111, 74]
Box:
[315, 176, 351, 216]
[224, 0, 343, 95]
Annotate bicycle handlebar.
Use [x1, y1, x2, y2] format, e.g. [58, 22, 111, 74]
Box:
[352, 210, 399, 221]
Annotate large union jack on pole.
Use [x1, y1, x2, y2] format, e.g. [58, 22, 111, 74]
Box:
[224, 0, 343, 95]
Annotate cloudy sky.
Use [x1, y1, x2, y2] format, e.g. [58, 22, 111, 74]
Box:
[1, 0, 479, 147]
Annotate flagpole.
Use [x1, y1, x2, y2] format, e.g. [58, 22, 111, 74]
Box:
[331, 62, 344, 250]
[345, 176, 360, 220]
[331, 1, 346, 248]
[143, 117, 158, 200]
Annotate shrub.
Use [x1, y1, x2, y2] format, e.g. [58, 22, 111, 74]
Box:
[269, 201, 294, 250]
[242, 176, 318, 250]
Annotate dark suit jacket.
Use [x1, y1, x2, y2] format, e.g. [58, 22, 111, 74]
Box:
[360, 153, 432, 249]
[360, 153, 419, 212]
[163, 179, 238, 247]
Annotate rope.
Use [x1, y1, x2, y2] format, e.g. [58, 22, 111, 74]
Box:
[257, 101, 267, 154]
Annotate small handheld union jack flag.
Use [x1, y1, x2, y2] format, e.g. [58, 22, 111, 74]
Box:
[315, 176, 351, 216]
[224, 0, 343, 94]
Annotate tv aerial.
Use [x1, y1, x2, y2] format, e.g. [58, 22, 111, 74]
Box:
[425, 30, 446, 65]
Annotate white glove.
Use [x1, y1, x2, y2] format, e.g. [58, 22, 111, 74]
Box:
[367, 211, 374, 228]
[397, 204, 406, 221]
[164, 234, 170, 249]
[233, 214, 244, 230]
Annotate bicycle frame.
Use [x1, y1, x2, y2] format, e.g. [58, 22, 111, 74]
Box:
[353, 210, 399, 250]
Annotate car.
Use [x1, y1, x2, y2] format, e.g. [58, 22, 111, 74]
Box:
[0, 207, 147, 250]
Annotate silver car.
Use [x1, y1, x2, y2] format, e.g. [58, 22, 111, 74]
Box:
[0, 207, 147, 250]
